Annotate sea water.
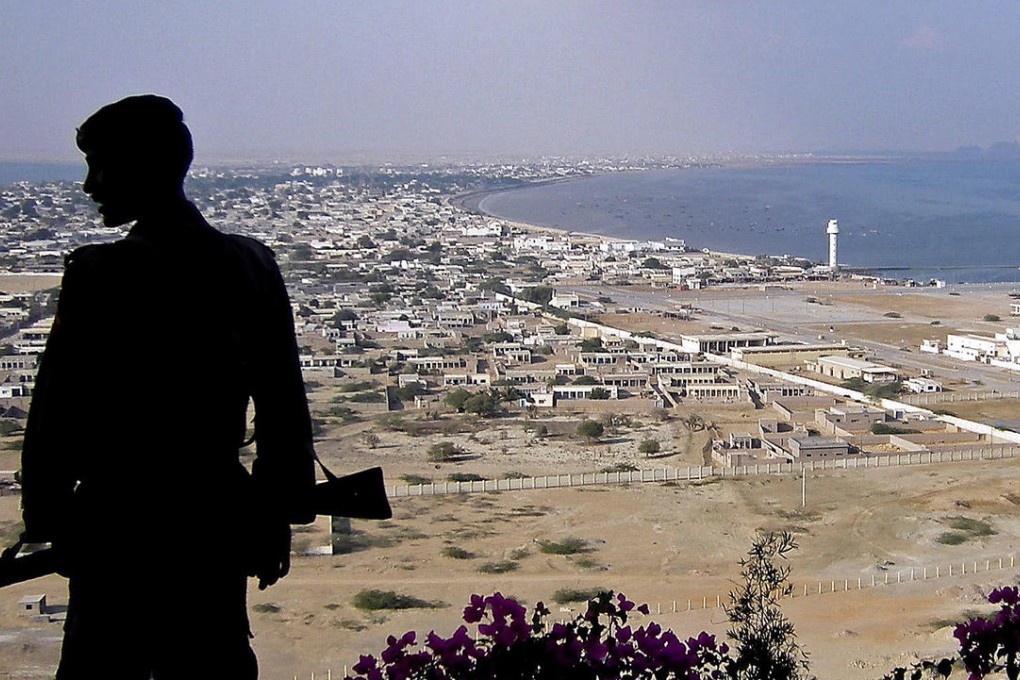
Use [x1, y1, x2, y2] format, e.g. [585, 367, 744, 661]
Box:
[478, 160, 1020, 283]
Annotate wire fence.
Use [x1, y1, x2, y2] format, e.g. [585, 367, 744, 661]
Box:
[387, 444, 1020, 498]
[900, 390, 1020, 405]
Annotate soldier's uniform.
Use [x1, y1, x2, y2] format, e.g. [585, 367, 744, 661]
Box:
[21, 201, 316, 678]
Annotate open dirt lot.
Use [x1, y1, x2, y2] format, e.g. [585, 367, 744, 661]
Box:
[2, 417, 1018, 679]
[0, 274, 61, 294]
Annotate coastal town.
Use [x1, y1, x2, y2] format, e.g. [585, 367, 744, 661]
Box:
[2, 158, 1020, 678]
[3, 158, 1020, 464]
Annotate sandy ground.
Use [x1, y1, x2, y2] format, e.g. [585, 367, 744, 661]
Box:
[3, 279, 1020, 677]
[0, 274, 62, 294]
[2, 417, 1018, 679]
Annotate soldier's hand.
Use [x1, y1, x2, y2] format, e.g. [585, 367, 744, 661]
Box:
[254, 520, 291, 590]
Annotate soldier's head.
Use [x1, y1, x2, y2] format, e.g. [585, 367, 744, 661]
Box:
[76, 95, 193, 227]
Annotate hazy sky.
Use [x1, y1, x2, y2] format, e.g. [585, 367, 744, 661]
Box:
[3, 1, 1020, 162]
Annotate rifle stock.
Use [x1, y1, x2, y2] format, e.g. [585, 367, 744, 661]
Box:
[0, 466, 392, 588]
[313, 466, 392, 520]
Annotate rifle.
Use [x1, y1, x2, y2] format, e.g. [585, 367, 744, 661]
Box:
[0, 466, 391, 588]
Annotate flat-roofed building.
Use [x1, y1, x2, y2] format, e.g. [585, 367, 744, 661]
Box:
[808, 355, 898, 383]
[788, 436, 851, 461]
[679, 331, 777, 354]
[945, 333, 1002, 361]
[732, 343, 850, 368]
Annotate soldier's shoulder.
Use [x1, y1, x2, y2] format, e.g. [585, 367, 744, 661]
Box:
[63, 241, 137, 271]
[224, 234, 278, 266]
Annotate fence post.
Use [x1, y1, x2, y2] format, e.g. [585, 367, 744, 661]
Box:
[858, 577, 861, 589]
[673, 601, 677, 613]
[871, 574, 875, 587]
[804, 584, 808, 597]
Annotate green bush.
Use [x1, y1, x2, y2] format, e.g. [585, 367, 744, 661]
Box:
[871, 423, 921, 435]
[537, 537, 590, 555]
[252, 603, 281, 614]
[0, 421, 22, 436]
[600, 463, 639, 474]
[428, 441, 462, 462]
[401, 474, 432, 486]
[883, 311, 902, 318]
[984, 314, 1002, 322]
[945, 516, 996, 537]
[348, 391, 386, 403]
[327, 405, 359, 421]
[478, 560, 518, 574]
[352, 589, 441, 611]
[448, 472, 486, 483]
[638, 439, 661, 455]
[551, 587, 609, 604]
[936, 532, 967, 545]
[441, 546, 475, 560]
[576, 419, 605, 443]
[338, 380, 379, 393]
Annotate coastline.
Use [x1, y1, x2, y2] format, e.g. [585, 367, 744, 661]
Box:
[454, 171, 767, 262]
[456, 158, 1020, 284]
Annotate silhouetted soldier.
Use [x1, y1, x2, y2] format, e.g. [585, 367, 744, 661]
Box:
[20, 95, 316, 678]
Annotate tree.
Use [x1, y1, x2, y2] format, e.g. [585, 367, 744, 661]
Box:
[726, 531, 808, 680]
[589, 387, 610, 400]
[638, 438, 661, 456]
[356, 234, 376, 249]
[427, 441, 462, 462]
[572, 375, 599, 385]
[576, 419, 605, 443]
[521, 286, 553, 306]
[463, 392, 501, 418]
[642, 257, 668, 270]
[333, 308, 358, 326]
[481, 331, 514, 344]
[443, 388, 471, 412]
[578, 337, 603, 352]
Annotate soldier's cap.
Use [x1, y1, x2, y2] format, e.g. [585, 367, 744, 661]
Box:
[76, 94, 194, 184]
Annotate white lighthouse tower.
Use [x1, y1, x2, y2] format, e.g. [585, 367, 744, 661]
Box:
[826, 219, 839, 272]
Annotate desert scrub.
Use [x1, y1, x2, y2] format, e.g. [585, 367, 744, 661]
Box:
[448, 472, 486, 483]
[600, 462, 639, 474]
[401, 474, 432, 486]
[352, 589, 442, 611]
[551, 587, 610, 604]
[441, 546, 475, 560]
[252, 603, 281, 614]
[537, 536, 590, 555]
[936, 515, 996, 545]
[477, 560, 518, 574]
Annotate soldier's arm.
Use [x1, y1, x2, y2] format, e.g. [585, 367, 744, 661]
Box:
[248, 250, 316, 526]
[20, 255, 86, 544]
